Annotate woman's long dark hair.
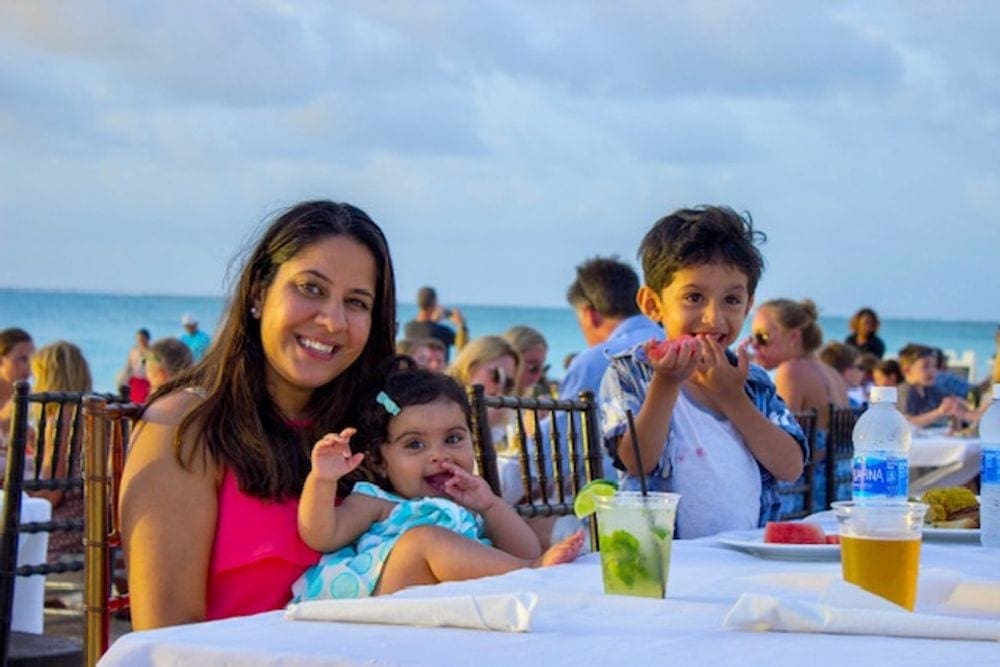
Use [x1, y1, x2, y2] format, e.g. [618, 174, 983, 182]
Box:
[148, 200, 397, 500]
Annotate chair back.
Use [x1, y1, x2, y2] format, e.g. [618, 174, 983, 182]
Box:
[467, 386, 604, 545]
[82, 394, 140, 667]
[825, 404, 863, 509]
[776, 409, 818, 520]
[0, 381, 88, 663]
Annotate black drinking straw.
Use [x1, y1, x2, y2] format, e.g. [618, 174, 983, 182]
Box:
[625, 409, 648, 497]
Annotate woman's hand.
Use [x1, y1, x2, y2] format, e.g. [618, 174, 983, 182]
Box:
[310, 428, 362, 483]
[441, 461, 496, 513]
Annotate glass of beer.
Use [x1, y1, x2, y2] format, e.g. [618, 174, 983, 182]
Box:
[831, 501, 928, 611]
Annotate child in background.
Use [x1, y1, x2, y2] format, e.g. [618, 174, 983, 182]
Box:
[819, 342, 866, 407]
[897, 344, 969, 428]
[873, 358, 902, 387]
[292, 359, 583, 601]
[600, 206, 806, 539]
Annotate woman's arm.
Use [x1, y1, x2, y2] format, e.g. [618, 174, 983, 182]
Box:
[120, 391, 219, 630]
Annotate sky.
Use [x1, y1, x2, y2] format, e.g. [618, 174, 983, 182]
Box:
[1, 1, 998, 321]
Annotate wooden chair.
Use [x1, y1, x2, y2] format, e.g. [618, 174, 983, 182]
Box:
[825, 404, 863, 509]
[776, 409, 818, 520]
[81, 394, 140, 667]
[467, 386, 605, 547]
[0, 381, 85, 666]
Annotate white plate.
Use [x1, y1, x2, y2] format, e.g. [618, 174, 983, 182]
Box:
[716, 530, 840, 561]
[922, 526, 981, 543]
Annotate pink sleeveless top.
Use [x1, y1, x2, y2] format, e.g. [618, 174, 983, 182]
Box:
[205, 469, 321, 620]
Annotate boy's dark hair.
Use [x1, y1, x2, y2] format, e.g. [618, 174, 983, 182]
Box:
[349, 355, 471, 493]
[565, 256, 641, 319]
[897, 343, 935, 370]
[875, 358, 902, 382]
[638, 206, 766, 294]
[416, 286, 438, 310]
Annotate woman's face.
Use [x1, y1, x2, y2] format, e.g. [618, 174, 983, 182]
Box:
[0, 341, 35, 384]
[515, 344, 547, 395]
[256, 235, 377, 416]
[858, 313, 877, 336]
[750, 308, 797, 370]
[469, 354, 517, 426]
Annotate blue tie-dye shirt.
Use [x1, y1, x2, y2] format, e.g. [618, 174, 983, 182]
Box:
[599, 344, 808, 531]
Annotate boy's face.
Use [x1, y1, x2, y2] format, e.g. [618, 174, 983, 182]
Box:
[637, 262, 752, 347]
[903, 355, 937, 386]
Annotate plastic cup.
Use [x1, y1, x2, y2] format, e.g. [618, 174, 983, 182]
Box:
[594, 491, 680, 598]
[832, 501, 928, 611]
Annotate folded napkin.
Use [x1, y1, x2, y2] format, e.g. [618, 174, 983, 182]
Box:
[724, 581, 1000, 641]
[285, 592, 538, 632]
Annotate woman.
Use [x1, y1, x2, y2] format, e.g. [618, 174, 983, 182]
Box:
[447, 335, 520, 445]
[118, 328, 152, 403]
[752, 299, 850, 509]
[502, 325, 550, 397]
[29, 341, 92, 561]
[120, 201, 397, 630]
[845, 307, 886, 359]
[0, 328, 35, 447]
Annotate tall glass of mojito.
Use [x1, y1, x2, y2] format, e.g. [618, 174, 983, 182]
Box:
[594, 491, 680, 598]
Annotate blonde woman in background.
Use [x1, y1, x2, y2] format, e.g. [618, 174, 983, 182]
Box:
[502, 325, 550, 397]
[447, 335, 520, 445]
[30, 340, 92, 562]
[751, 299, 850, 510]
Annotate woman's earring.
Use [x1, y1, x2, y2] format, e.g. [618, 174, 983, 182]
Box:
[250, 306, 260, 318]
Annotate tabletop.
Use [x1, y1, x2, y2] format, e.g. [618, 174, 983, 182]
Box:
[99, 524, 999, 667]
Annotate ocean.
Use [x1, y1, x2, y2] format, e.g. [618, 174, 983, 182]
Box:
[1, 288, 996, 393]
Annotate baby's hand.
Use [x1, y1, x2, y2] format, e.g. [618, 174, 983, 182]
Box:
[692, 336, 750, 407]
[310, 428, 363, 483]
[645, 337, 699, 385]
[441, 462, 496, 513]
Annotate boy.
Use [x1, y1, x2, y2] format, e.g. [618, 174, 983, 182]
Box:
[896, 344, 967, 428]
[600, 206, 806, 538]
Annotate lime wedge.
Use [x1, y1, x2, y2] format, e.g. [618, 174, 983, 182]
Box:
[573, 479, 619, 519]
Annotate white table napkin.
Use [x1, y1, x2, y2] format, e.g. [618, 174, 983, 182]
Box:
[723, 580, 1000, 641]
[285, 592, 538, 632]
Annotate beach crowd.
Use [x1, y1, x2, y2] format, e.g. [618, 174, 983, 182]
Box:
[2, 200, 999, 632]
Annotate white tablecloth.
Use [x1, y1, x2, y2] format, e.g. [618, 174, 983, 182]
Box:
[99, 529, 1000, 666]
[909, 429, 981, 493]
[5, 494, 52, 634]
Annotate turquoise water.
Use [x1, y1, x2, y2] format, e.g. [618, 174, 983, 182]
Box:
[1, 288, 996, 393]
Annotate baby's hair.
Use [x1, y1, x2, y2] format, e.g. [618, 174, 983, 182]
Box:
[638, 206, 766, 294]
[351, 355, 471, 492]
[760, 298, 823, 353]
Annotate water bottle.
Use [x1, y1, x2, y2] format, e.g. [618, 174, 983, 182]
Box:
[852, 386, 911, 501]
[979, 384, 1000, 547]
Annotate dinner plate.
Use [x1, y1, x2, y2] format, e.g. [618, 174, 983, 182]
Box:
[716, 530, 841, 561]
[922, 526, 981, 543]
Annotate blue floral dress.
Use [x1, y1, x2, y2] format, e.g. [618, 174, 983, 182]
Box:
[291, 482, 490, 601]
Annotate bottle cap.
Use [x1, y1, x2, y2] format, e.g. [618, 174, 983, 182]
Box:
[869, 386, 897, 403]
[993, 383, 1000, 401]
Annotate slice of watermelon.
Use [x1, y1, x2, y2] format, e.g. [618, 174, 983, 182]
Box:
[763, 521, 827, 544]
[647, 335, 697, 362]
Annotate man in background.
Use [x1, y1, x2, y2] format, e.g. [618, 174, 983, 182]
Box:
[403, 286, 468, 361]
[179, 313, 211, 361]
[559, 256, 662, 403]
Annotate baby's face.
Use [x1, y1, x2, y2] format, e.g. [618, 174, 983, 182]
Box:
[380, 398, 475, 498]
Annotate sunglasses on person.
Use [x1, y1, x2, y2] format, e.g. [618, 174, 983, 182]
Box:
[751, 331, 770, 347]
[490, 366, 516, 394]
[525, 362, 550, 376]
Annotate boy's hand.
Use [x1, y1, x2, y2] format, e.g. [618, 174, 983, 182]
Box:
[691, 336, 750, 407]
[441, 461, 496, 513]
[310, 428, 363, 483]
[645, 337, 699, 385]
